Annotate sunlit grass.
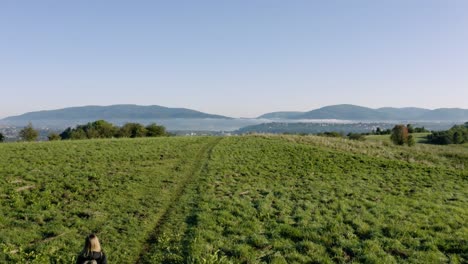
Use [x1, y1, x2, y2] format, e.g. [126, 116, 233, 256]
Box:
[1, 135, 466, 263]
[0, 137, 218, 263]
[188, 136, 467, 263]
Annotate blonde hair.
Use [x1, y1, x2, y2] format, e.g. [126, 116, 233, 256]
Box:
[81, 234, 102, 257]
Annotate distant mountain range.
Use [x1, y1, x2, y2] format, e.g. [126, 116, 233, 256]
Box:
[2, 104, 231, 122]
[258, 104, 468, 121]
[1, 104, 467, 126]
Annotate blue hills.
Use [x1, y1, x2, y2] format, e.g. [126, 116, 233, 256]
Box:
[2, 104, 467, 124]
[2, 104, 231, 121]
[258, 104, 468, 121]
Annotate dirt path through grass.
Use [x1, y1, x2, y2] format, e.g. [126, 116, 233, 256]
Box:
[135, 137, 222, 263]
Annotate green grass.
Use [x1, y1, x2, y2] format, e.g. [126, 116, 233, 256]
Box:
[187, 135, 467, 263]
[366, 133, 431, 144]
[0, 137, 220, 263]
[0, 135, 467, 263]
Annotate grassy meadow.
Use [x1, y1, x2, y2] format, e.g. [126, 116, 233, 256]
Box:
[0, 135, 467, 263]
[365, 133, 431, 144]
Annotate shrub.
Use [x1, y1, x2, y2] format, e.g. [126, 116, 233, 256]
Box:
[413, 127, 428, 133]
[59, 120, 118, 140]
[146, 123, 166, 137]
[347, 133, 366, 141]
[406, 124, 414, 133]
[19, 123, 39, 142]
[427, 124, 467, 145]
[390, 125, 409, 146]
[118, 123, 147, 138]
[373, 127, 391, 135]
[317, 132, 343, 138]
[47, 133, 61, 141]
[407, 134, 415, 146]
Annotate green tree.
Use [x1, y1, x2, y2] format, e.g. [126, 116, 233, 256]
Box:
[85, 127, 100, 139]
[413, 126, 428, 133]
[90, 120, 117, 138]
[406, 124, 414, 133]
[48, 133, 61, 141]
[19, 123, 39, 142]
[74, 120, 117, 139]
[116, 125, 131, 138]
[390, 125, 409, 146]
[118, 123, 147, 138]
[58, 120, 118, 140]
[453, 131, 463, 144]
[70, 129, 87, 140]
[146, 123, 166, 137]
[427, 124, 467, 145]
[59, 127, 73, 140]
[0, 132, 4, 142]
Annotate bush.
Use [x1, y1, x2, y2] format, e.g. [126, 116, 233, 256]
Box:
[118, 123, 147, 138]
[0, 132, 4, 142]
[59, 127, 73, 140]
[59, 120, 118, 140]
[19, 123, 39, 142]
[317, 132, 343, 138]
[70, 129, 87, 140]
[390, 125, 409, 145]
[47, 133, 61, 141]
[390, 125, 415, 146]
[405, 124, 428, 133]
[348, 133, 366, 141]
[407, 135, 415, 146]
[372, 127, 391, 135]
[413, 127, 428, 133]
[427, 124, 467, 145]
[407, 124, 414, 133]
[146, 123, 166, 137]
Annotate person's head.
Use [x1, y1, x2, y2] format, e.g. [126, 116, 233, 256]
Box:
[82, 234, 102, 256]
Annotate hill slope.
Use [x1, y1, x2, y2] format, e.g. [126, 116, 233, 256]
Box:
[418, 108, 468, 120]
[301, 104, 389, 120]
[257, 111, 304, 119]
[2, 104, 231, 121]
[259, 104, 468, 121]
[376, 107, 430, 120]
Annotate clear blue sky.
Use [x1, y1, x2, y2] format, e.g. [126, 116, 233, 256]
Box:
[1, 0, 467, 118]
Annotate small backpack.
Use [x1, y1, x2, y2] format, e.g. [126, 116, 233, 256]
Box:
[83, 252, 102, 264]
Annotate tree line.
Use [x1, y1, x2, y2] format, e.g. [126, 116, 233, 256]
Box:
[426, 122, 468, 145]
[57, 120, 167, 140]
[0, 120, 168, 142]
[2, 121, 466, 145]
[371, 124, 428, 135]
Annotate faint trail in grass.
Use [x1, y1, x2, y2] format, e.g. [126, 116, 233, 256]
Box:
[30, 232, 70, 246]
[135, 137, 222, 264]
